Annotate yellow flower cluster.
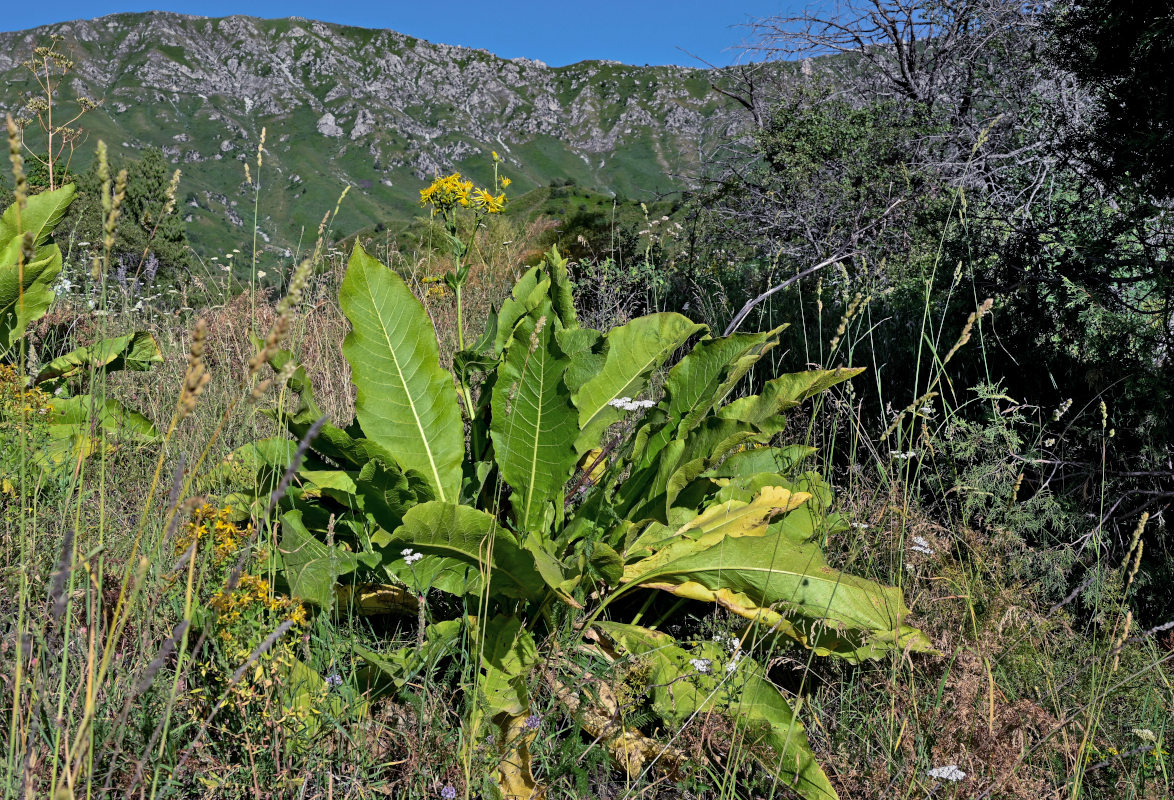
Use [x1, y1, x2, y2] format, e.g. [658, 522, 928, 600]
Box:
[175, 503, 253, 563]
[0, 363, 53, 418]
[1, 364, 54, 498]
[472, 187, 506, 213]
[421, 274, 451, 299]
[174, 504, 309, 630]
[419, 172, 507, 215]
[209, 573, 307, 627]
[420, 173, 474, 212]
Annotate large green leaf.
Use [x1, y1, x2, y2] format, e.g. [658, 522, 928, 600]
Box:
[597, 622, 838, 800]
[572, 313, 704, 454]
[621, 416, 767, 523]
[278, 509, 360, 608]
[0, 185, 76, 354]
[386, 501, 545, 601]
[556, 326, 604, 395]
[478, 614, 538, 718]
[626, 484, 812, 557]
[36, 331, 163, 385]
[0, 247, 61, 354]
[623, 525, 935, 662]
[0, 184, 76, 251]
[355, 458, 420, 535]
[636, 327, 783, 467]
[490, 306, 580, 533]
[705, 445, 817, 478]
[476, 615, 541, 800]
[340, 243, 463, 502]
[541, 245, 578, 330]
[717, 368, 864, 434]
[494, 265, 548, 353]
[283, 656, 359, 736]
[46, 395, 159, 444]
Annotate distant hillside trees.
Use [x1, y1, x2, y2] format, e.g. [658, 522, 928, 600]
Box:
[65, 147, 193, 288]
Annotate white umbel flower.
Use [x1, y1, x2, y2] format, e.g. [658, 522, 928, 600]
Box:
[608, 397, 656, 413]
[910, 535, 935, 555]
[927, 765, 966, 781]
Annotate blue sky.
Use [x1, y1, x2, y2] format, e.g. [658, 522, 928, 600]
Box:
[1, 1, 807, 67]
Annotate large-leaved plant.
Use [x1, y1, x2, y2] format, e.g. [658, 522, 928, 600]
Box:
[0, 185, 161, 474]
[225, 243, 934, 799]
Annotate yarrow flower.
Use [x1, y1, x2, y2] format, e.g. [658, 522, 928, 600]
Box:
[927, 765, 966, 781]
[909, 535, 935, 556]
[688, 657, 712, 674]
[401, 548, 424, 565]
[608, 397, 655, 413]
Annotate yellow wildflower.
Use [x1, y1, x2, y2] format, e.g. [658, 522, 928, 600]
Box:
[420, 173, 473, 214]
[472, 187, 506, 214]
[500, 176, 511, 188]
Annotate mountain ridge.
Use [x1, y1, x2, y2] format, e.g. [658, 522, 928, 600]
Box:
[0, 12, 756, 255]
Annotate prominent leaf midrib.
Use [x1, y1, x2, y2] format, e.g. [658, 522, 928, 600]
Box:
[522, 341, 547, 525]
[581, 348, 665, 429]
[363, 268, 447, 502]
[655, 560, 894, 625]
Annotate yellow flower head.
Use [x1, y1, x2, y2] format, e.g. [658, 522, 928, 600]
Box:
[420, 173, 473, 214]
[500, 176, 511, 188]
[472, 187, 506, 214]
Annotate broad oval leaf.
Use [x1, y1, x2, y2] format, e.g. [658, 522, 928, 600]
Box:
[0, 247, 61, 354]
[387, 501, 544, 601]
[597, 622, 838, 800]
[0, 185, 76, 353]
[36, 331, 163, 385]
[627, 485, 811, 559]
[624, 525, 934, 661]
[279, 509, 360, 609]
[572, 312, 705, 454]
[705, 445, 817, 478]
[340, 243, 463, 502]
[717, 367, 865, 434]
[636, 326, 783, 467]
[46, 394, 160, 444]
[0, 183, 76, 251]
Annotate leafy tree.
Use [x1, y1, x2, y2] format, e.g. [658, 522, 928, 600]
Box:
[689, 0, 1174, 619]
[1047, 1, 1174, 198]
[66, 147, 191, 287]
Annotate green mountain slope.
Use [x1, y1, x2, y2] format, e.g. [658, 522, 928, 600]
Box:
[0, 12, 752, 255]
